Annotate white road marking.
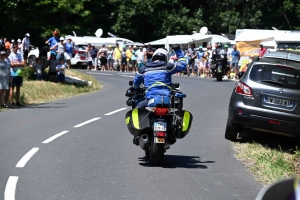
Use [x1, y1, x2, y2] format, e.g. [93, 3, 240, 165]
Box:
[87, 72, 112, 75]
[4, 176, 18, 200]
[105, 108, 127, 115]
[74, 117, 101, 128]
[121, 75, 135, 78]
[16, 148, 39, 168]
[42, 131, 69, 144]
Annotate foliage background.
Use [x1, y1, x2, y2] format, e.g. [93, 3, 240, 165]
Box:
[0, 0, 299, 45]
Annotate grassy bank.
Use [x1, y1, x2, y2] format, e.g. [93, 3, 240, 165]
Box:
[233, 132, 300, 185]
[1, 69, 101, 108]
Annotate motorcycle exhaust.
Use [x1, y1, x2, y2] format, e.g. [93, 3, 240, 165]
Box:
[139, 134, 150, 150]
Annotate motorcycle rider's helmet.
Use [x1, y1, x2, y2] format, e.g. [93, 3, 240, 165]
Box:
[152, 48, 168, 62]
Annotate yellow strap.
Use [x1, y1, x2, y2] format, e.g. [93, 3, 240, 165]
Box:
[178, 58, 186, 61]
[145, 81, 172, 92]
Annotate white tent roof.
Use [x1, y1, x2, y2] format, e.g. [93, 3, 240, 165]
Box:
[146, 34, 212, 46]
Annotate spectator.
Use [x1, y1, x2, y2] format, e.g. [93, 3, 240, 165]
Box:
[90, 44, 98, 70]
[4, 38, 10, 50]
[64, 36, 74, 69]
[51, 37, 65, 61]
[10, 40, 15, 51]
[56, 57, 66, 83]
[9, 43, 25, 107]
[113, 43, 122, 71]
[187, 43, 197, 76]
[227, 44, 240, 79]
[136, 46, 144, 69]
[38, 37, 49, 75]
[131, 45, 137, 73]
[86, 43, 92, 70]
[106, 45, 114, 71]
[4, 49, 12, 107]
[98, 44, 107, 71]
[45, 30, 59, 55]
[0, 50, 10, 108]
[30, 58, 42, 81]
[145, 44, 154, 63]
[47, 53, 58, 82]
[17, 39, 23, 55]
[22, 33, 30, 64]
[259, 42, 267, 58]
[126, 45, 133, 72]
[121, 47, 127, 72]
[197, 46, 205, 77]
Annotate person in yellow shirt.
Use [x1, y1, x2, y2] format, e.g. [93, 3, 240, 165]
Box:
[126, 45, 133, 72]
[113, 43, 122, 71]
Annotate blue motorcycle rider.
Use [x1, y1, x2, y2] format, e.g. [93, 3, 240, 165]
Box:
[132, 45, 187, 108]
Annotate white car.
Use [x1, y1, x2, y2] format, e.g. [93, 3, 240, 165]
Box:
[27, 44, 88, 68]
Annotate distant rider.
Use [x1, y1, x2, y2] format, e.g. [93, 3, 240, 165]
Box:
[132, 44, 187, 108]
[211, 42, 227, 73]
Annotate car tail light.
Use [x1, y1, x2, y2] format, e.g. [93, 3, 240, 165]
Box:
[78, 51, 86, 60]
[235, 81, 253, 96]
[156, 132, 166, 137]
[154, 108, 169, 116]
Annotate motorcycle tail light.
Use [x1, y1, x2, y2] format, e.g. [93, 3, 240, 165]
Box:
[154, 108, 169, 116]
[235, 81, 253, 96]
[156, 132, 166, 137]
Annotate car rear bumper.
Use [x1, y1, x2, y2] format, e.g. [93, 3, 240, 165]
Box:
[71, 58, 87, 66]
[229, 101, 300, 136]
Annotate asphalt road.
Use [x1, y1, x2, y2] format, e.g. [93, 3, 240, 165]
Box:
[0, 71, 262, 200]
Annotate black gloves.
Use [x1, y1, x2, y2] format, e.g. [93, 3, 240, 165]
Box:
[171, 44, 180, 51]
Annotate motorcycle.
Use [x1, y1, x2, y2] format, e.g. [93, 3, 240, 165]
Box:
[125, 81, 193, 165]
[210, 62, 230, 81]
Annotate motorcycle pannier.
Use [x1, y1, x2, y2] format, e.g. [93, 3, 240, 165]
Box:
[174, 110, 193, 139]
[125, 108, 151, 137]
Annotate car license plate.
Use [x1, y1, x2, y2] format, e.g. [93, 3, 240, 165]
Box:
[155, 137, 165, 143]
[154, 121, 167, 131]
[264, 96, 292, 107]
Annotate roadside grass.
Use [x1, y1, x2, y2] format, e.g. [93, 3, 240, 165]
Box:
[0, 69, 101, 109]
[233, 132, 300, 185]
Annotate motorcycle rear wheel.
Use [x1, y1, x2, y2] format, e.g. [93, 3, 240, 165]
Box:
[216, 73, 223, 81]
[149, 134, 164, 165]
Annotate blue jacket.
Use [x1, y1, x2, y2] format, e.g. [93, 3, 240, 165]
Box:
[133, 49, 187, 98]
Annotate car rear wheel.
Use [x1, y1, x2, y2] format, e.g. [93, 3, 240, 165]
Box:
[225, 119, 239, 141]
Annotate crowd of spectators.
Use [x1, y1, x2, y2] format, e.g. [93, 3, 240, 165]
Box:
[0, 30, 70, 108]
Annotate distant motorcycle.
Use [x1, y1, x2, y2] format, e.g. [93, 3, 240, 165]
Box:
[125, 81, 193, 165]
[210, 60, 230, 81]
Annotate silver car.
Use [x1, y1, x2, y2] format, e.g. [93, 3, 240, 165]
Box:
[225, 50, 300, 141]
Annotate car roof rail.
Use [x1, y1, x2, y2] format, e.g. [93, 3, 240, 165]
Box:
[263, 49, 300, 62]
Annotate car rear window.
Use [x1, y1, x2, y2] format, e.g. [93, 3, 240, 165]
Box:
[75, 45, 88, 50]
[250, 64, 300, 90]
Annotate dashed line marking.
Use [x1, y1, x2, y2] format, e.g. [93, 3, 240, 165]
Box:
[42, 131, 69, 144]
[4, 176, 18, 200]
[16, 148, 39, 168]
[121, 75, 135, 78]
[74, 117, 101, 128]
[104, 108, 127, 116]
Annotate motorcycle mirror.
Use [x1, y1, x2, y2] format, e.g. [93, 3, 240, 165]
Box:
[255, 178, 299, 200]
[129, 80, 133, 86]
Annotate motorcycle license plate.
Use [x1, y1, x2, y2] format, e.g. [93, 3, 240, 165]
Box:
[155, 137, 165, 143]
[154, 121, 167, 131]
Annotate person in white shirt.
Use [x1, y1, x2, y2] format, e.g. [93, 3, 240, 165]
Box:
[22, 33, 30, 64]
[136, 46, 145, 68]
[9, 43, 25, 107]
[56, 58, 66, 83]
[17, 39, 23, 55]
